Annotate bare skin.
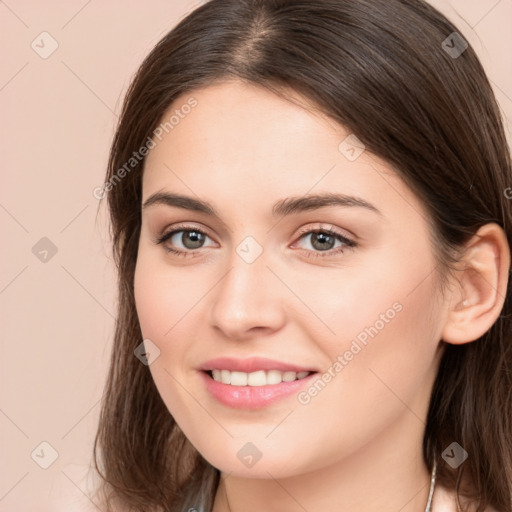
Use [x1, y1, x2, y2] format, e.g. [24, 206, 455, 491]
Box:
[134, 80, 510, 512]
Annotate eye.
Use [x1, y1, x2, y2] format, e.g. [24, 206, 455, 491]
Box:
[292, 225, 357, 259]
[153, 223, 357, 259]
[153, 224, 216, 258]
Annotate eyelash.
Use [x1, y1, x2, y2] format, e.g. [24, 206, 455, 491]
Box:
[153, 223, 357, 259]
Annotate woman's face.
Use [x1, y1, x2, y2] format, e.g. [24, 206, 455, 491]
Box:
[134, 80, 447, 479]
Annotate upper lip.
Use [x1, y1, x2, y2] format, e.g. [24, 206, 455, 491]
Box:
[199, 357, 318, 373]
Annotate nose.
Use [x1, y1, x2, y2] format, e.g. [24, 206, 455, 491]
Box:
[208, 244, 286, 340]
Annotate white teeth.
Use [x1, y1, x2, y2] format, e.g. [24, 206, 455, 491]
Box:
[247, 370, 266, 386]
[282, 371, 297, 382]
[210, 369, 312, 386]
[266, 370, 283, 385]
[230, 371, 247, 386]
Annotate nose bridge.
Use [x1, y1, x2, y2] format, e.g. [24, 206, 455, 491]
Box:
[217, 235, 270, 311]
[209, 234, 284, 337]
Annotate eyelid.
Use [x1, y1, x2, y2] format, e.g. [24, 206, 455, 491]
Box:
[293, 223, 356, 243]
[289, 224, 357, 258]
[155, 222, 354, 242]
[153, 221, 357, 258]
[152, 222, 216, 245]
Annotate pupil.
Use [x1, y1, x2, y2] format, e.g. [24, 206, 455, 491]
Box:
[183, 231, 204, 249]
[312, 232, 334, 251]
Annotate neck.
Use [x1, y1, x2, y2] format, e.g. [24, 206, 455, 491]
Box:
[212, 412, 434, 512]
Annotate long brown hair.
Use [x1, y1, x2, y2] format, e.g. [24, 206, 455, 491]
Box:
[92, 1, 512, 510]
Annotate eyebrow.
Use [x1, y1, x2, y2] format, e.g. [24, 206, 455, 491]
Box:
[142, 191, 382, 217]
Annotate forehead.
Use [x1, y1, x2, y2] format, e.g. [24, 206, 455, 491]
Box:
[142, 80, 427, 225]
[146, 80, 343, 168]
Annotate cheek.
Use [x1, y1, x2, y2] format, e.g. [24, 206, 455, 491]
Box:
[316, 264, 441, 425]
[288, 252, 436, 358]
[300, 244, 441, 403]
[133, 250, 213, 377]
[134, 247, 196, 338]
[133, 255, 206, 417]
[134, 263, 171, 338]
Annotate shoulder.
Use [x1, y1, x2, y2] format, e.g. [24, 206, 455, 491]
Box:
[48, 463, 119, 512]
[432, 484, 500, 512]
[431, 484, 458, 512]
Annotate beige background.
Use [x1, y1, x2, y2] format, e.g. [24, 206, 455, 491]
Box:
[1, 1, 511, 510]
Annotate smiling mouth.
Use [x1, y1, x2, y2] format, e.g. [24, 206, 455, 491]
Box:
[204, 369, 317, 386]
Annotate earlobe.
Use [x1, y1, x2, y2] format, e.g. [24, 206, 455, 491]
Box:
[441, 223, 511, 345]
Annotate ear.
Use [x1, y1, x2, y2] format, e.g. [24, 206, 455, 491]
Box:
[441, 222, 511, 345]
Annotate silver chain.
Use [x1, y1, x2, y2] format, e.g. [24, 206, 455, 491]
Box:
[424, 459, 437, 512]
[223, 459, 438, 512]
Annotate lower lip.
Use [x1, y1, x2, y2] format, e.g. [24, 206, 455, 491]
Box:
[199, 371, 317, 409]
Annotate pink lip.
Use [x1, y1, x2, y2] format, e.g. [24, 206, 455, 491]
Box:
[199, 356, 318, 373]
[199, 370, 317, 410]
